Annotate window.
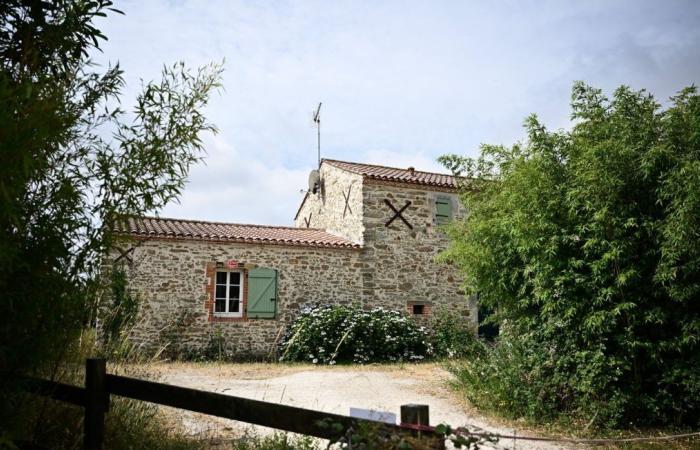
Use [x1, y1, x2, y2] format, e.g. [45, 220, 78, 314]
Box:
[435, 195, 453, 224]
[214, 271, 243, 317]
[407, 301, 429, 316]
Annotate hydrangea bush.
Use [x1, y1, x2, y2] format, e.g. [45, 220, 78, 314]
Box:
[279, 305, 433, 364]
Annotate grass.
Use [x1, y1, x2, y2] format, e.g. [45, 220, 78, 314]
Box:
[117, 359, 452, 447]
[17, 339, 699, 450]
[595, 432, 700, 450]
[4, 330, 206, 450]
[135, 359, 443, 379]
[6, 322, 448, 449]
[442, 359, 700, 450]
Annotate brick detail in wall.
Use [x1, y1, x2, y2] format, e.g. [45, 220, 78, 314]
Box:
[406, 301, 431, 317]
[205, 262, 248, 322]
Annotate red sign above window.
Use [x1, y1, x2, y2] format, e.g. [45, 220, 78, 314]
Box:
[226, 260, 238, 269]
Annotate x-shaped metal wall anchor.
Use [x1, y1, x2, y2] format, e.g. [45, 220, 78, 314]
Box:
[384, 199, 413, 229]
[304, 212, 312, 228]
[342, 185, 353, 217]
[114, 246, 135, 264]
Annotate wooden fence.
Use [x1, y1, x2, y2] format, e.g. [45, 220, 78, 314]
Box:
[22, 358, 438, 450]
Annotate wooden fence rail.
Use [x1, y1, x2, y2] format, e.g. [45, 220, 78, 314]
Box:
[21, 376, 87, 407]
[107, 373, 381, 439]
[21, 358, 438, 450]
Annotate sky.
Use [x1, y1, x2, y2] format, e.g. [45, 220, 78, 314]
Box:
[92, 0, 700, 226]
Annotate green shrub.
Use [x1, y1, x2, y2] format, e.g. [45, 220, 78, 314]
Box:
[429, 308, 483, 359]
[449, 330, 630, 427]
[231, 432, 318, 450]
[327, 419, 490, 449]
[440, 83, 700, 427]
[100, 266, 140, 354]
[200, 327, 229, 361]
[279, 305, 433, 364]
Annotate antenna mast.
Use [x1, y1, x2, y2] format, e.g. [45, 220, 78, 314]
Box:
[313, 102, 322, 168]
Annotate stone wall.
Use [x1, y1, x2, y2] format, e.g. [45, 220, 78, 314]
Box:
[360, 180, 477, 325]
[294, 163, 364, 244]
[113, 239, 362, 357]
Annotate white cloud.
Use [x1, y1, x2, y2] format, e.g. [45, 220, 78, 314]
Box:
[160, 134, 309, 225]
[92, 0, 700, 225]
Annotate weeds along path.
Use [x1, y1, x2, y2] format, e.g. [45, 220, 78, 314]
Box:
[137, 362, 576, 449]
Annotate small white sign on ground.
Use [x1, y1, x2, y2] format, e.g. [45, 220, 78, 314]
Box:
[349, 407, 397, 424]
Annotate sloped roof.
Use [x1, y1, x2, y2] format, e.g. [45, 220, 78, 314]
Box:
[115, 216, 360, 249]
[323, 159, 458, 189]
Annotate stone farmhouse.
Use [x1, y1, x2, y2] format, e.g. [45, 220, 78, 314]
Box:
[110, 159, 477, 357]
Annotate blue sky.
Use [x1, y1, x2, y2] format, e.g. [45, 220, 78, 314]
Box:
[93, 1, 700, 225]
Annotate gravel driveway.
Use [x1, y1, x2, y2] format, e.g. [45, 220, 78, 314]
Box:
[141, 362, 575, 449]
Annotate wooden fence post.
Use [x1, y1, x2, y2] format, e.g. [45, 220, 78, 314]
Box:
[401, 403, 430, 430]
[401, 403, 430, 439]
[401, 404, 444, 449]
[85, 358, 108, 450]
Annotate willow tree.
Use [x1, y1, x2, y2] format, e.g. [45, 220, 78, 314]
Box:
[0, 0, 222, 422]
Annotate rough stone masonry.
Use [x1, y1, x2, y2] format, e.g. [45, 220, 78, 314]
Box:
[108, 159, 477, 357]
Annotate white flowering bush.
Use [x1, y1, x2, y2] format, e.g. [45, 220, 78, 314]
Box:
[279, 305, 433, 364]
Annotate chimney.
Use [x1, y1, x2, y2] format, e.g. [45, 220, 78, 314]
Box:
[407, 166, 415, 175]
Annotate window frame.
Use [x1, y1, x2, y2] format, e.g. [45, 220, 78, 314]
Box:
[214, 270, 244, 318]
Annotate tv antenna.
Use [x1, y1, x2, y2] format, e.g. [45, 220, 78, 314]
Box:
[313, 102, 322, 168]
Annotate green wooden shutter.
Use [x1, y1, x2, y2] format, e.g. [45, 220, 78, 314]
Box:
[435, 195, 452, 224]
[247, 267, 277, 319]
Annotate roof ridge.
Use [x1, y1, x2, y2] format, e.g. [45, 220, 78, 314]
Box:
[322, 158, 454, 178]
[136, 215, 325, 232]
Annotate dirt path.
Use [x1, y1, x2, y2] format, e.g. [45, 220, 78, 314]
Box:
[138, 362, 578, 449]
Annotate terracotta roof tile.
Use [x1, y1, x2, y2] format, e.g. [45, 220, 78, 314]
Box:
[115, 216, 360, 249]
[323, 159, 458, 189]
